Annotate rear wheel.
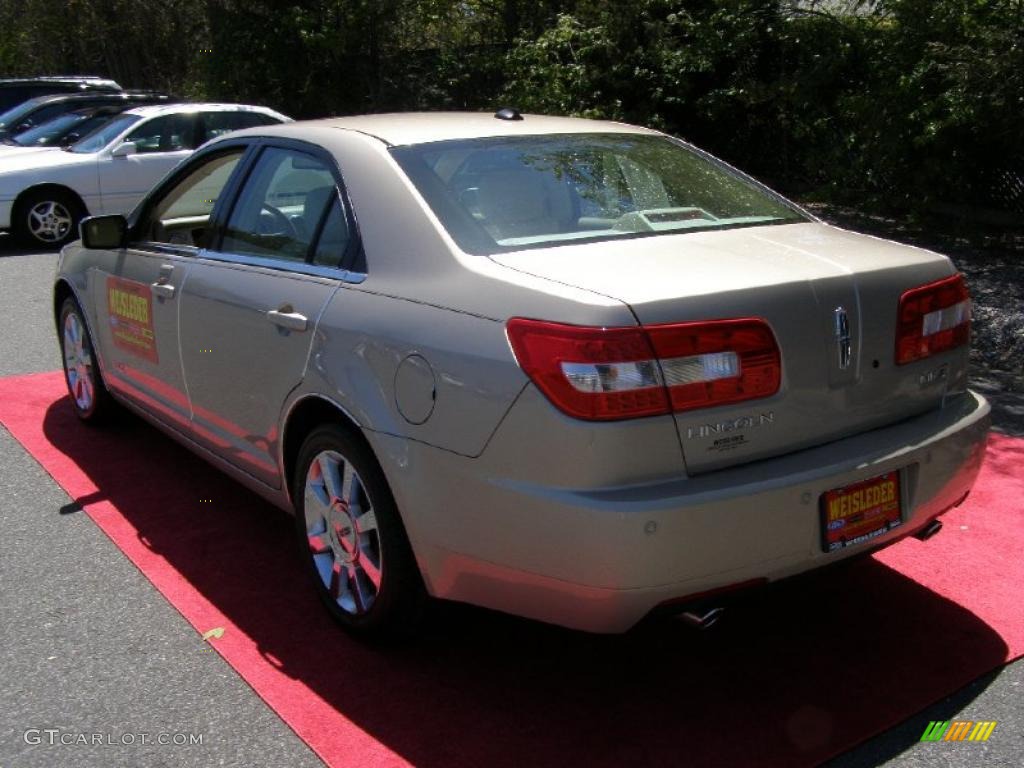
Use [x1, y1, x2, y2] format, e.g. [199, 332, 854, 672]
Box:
[59, 297, 112, 423]
[16, 189, 85, 249]
[293, 424, 426, 638]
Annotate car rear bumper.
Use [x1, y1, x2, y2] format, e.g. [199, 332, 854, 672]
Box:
[374, 389, 990, 633]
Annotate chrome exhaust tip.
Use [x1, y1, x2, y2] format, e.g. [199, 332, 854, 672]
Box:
[677, 606, 725, 630]
[914, 519, 943, 541]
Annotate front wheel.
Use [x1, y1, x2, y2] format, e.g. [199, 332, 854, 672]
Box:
[293, 424, 426, 638]
[59, 297, 113, 423]
[16, 190, 85, 249]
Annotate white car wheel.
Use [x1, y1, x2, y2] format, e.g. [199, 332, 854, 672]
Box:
[18, 191, 84, 248]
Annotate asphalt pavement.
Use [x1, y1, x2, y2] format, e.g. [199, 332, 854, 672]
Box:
[0, 240, 324, 768]
[0, 237, 1019, 767]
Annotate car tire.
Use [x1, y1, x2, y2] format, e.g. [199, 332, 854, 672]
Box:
[293, 423, 427, 638]
[58, 296, 113, 423]
[15, 189, 85, 249]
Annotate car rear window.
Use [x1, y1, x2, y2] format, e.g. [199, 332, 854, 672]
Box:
[391, 133, 807, 255]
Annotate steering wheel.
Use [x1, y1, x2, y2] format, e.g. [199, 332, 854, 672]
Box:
[258, 203, 299, 239]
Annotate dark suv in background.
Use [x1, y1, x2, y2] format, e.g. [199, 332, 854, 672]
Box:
[1, 104, 147, 150]
[0, 76, 122, 112]
[0, 92, 178, 144]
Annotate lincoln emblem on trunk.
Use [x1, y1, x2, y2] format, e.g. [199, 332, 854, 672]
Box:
[834, 306, 852, 369]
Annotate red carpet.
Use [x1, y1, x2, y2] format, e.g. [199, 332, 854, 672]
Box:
[1, 369, 1022, 768]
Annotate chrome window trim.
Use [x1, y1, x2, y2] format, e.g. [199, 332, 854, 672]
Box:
[132, 242, 200, 258]
[189, 247, 366, 283]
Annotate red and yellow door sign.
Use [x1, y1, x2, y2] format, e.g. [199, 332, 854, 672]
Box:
[106, 276, 158, 363]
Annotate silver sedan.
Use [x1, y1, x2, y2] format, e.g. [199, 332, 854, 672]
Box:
[54, 111, 990, 637]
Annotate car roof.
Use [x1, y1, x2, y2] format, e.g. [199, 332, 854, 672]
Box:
[232, 112, 661, 147]
[0, 76, 121, 87]
[121, 102, 284, 119]
[12, 91, 172, 109]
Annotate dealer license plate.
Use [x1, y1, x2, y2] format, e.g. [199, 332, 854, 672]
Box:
[821, 471, 902, 553]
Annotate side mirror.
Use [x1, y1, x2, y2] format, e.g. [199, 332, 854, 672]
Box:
[80, 215, 127, 249]
[111, 141, 138, 158]
[61, 133, 81, 147]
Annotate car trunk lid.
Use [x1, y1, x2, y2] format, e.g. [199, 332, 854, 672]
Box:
[490, 222, 965, 473]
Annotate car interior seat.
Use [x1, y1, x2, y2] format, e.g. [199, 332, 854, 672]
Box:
[475, 168, 576, 241]
[297, 185, 336, 242]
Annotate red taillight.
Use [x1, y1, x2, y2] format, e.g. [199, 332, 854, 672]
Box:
[895, 274, 971, 365]
[504, 320, 669, 420]
[647, 319, 782, 413]
[506, 317, 781, 421]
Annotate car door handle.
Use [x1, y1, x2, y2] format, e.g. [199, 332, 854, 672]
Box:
[266, 308, 308, 332]
[151, 282, 175, 299]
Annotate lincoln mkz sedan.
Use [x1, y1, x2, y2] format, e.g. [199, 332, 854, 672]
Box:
[54, 112, 990, 636]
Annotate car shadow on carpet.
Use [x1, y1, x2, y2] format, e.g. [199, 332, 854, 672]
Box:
[40, 397, 1011, 768]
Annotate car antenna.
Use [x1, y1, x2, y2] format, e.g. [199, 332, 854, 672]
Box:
[494, 107, 523, 121]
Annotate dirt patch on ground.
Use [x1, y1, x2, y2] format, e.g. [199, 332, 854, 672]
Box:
[805, 204, 1024, 437]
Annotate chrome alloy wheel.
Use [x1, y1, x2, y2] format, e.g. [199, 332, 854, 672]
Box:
[28, 200, 73, 243]
[63, 311, 94, 411]
[304, 450, 382, 615]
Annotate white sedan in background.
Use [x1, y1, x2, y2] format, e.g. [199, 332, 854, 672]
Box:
[0, 102, 289, 247]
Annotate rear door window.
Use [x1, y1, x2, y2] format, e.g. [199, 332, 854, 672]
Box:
[199, 111, 280, 144]
[311, 198, 351, 268]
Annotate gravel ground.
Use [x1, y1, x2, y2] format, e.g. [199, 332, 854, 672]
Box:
[807, 204, 1024, 437]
